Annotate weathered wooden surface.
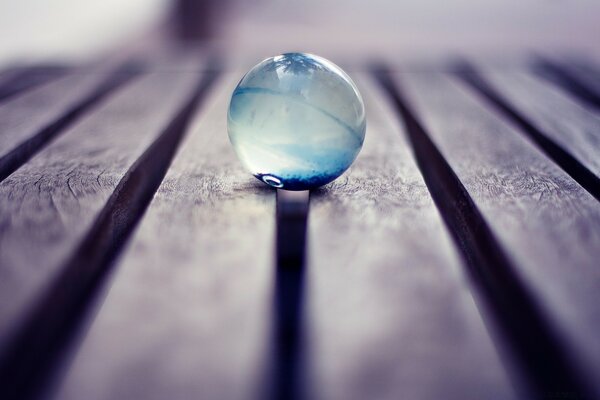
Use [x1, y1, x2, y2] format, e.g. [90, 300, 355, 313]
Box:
[0, 55, 599, 400]
[0, 71, 117, 163]
[53, 73, 275, 400]
[533, 58, 600, 112]
[0, 71, 201, 356]
[0, 66, 67, 104]
[485, 71, 600, 178]
[304, 75, 515, 400]
[401, 72, 600, 397]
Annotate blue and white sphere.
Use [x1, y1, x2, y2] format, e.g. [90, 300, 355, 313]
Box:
[227, 53, 366, 190]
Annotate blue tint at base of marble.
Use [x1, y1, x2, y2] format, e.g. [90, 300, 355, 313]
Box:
[227, 52, 366, 191]
[255, 172, 341, 191]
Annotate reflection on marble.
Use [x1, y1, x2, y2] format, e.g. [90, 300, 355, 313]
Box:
[228, 53, 366, 190]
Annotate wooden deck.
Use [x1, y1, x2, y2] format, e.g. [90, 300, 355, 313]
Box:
[0, 50, 599, 400]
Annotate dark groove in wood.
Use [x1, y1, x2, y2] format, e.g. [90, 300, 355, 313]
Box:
[272, 189, 309, 400]
[532, 58, 600, 112]
[0, 65, 68, 104]
[453, 62, 600, 202]
[0, 64, 141, 183]
[0, 68, 219, 400]
[372, 65, 593, 400]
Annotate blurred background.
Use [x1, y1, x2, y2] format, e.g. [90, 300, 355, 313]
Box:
[1, 0, 600, 67]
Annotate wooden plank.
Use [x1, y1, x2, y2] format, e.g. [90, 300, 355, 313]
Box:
[0, 70, 117, 159]
[0, 65, 67, 104]
[377, 66, 590, 397]
[533, 58, 600, 111]
[53, 73, 275, 400]
[0, 70, 202, 360]
[400, 71, 600, 398]
[485, 70, 600, 178]
[303, 75, 516, 400]
[454, 62, 600, 202]
[0, 68, 137, 182]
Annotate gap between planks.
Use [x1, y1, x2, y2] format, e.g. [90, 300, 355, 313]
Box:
[533, 57, 600, 112]
[272, 189, 310, 400]
[0, 67, 219, 400]
[0, 64, 141, 183]
[52, 72, 276, 400]
[453, 61, 600, 202]
[0, 65, 69, 105]
[372, 64, 594, 400]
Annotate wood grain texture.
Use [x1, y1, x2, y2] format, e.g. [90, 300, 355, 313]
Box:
[533, 58, 600, 111]
[0, 71, 118, 160]
[303, 75, 516, 400]
[53, 73, 275, 400]
[485, 70, 600, 177]
[401, 72, 600, 397]
[0, 66, 68, 104]
[0, 71, 201, 355]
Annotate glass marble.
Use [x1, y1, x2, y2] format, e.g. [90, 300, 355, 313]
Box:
[227, 52, 366, 190]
